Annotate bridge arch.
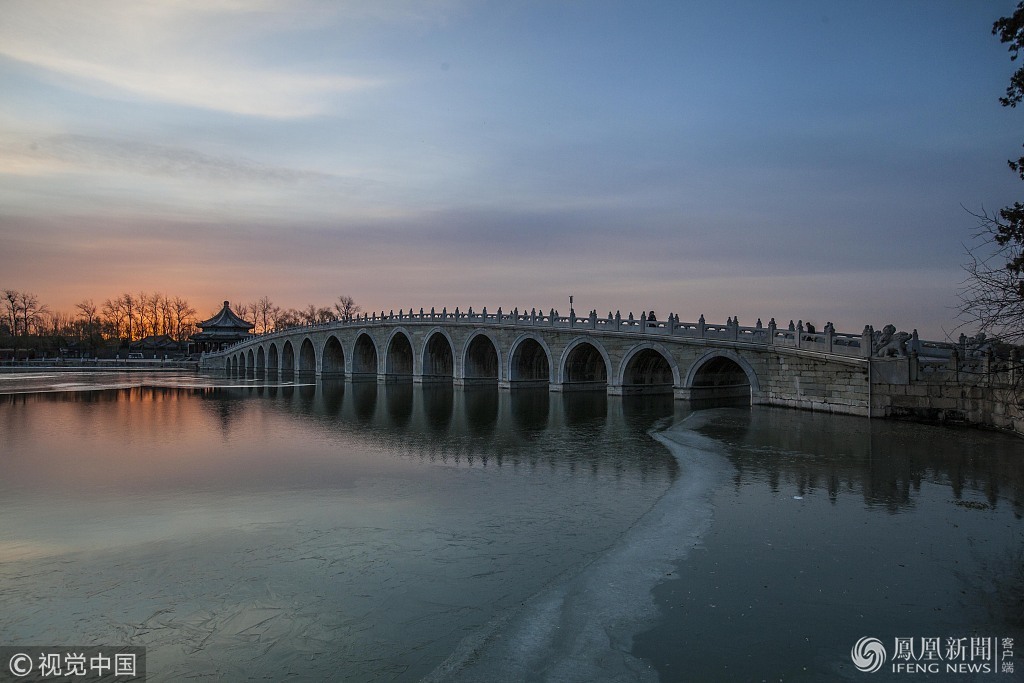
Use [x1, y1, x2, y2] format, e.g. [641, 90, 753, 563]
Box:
[256, 346, 266, 371]
[463, 331, 501, 383]
[321, 335, 345, 377]
[246, 349, 255, 373]
[267, 343, 279, 372]
[298, 338, 317, 375]
[559, 337, 611, 388]
[237, 352, 245, 373]
[508, 333, 552, 386]
[684, 349, 758, 404]
[225, 356, 232, 373]
[421, 328, 455, 380]
[281, 340, 295, 374]
[352, 331, 378, 377]
[385, 328, 415, 380]
[618, 342, 680, 394]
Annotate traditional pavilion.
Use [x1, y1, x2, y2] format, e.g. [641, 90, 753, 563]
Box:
[191, 301, 254, 353]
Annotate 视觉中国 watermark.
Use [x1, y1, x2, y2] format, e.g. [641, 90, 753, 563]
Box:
[851, 636, 1014, 675]
[1, 646, 146, 681]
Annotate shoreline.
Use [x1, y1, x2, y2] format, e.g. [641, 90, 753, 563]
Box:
[0, 364, 197, 373]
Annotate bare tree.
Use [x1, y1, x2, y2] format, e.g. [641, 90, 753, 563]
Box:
[75, 299, 100, 351]
[962, 5, 1024, 344]
[232, 301, 256, 327]
[274, 308, 303, 330]
[138, 291, 165, 338]
[960, 209, 1024, 344]
[102, 296, 127, 340]
[122, 293, 137, 340]
[159, 294, 174, 338]
[16, 291, 48, 337]
[45, 310, 73, 337]
[334, 295, 360, 320]
[253, 296, 277, 334]
[3, 289, 18, 336]
[170, 296, 196, 341]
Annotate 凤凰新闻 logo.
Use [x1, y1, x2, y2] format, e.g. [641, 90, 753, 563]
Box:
[851, 637, 887, 673]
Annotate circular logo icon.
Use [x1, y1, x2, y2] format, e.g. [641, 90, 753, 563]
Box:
[851, 637, 886, 673]
[8, 653, 33, 677]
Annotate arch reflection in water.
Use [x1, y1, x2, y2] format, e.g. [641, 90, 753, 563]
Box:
[212, 379, 684, 476]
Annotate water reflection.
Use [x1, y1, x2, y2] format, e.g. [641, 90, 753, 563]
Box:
[695, 406, 1024, 517]
[2, 379, 1021, 514]
[0, 374, 683, 682]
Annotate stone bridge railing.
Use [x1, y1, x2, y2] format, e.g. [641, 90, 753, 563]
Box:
[215, 307, 889, 359]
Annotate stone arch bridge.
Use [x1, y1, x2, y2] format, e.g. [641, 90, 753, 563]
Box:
[201, 308, 892, 417]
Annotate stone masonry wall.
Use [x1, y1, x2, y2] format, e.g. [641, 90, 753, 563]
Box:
[759, 352, 870, 416]
[872, 381, 1023, 436]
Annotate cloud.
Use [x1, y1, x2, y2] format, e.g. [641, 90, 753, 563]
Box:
[0, 0, 388, 118]
[0, 134, 334, 184]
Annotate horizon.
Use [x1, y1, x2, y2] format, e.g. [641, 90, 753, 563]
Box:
[2, 1, 1021, 340]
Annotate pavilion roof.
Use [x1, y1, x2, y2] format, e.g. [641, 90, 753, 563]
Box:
[197, 301, 254, 333]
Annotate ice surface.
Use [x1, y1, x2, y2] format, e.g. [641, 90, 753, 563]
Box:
[427, 411, 734, 682]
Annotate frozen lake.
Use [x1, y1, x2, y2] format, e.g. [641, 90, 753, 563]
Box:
[0, 371, 1021, 681]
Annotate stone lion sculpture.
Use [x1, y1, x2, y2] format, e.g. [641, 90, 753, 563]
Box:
[874, 324, 912, 357]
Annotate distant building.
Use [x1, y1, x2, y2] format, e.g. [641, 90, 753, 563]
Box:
[191, 301, 254, 353]
[129, 334, 189, 359]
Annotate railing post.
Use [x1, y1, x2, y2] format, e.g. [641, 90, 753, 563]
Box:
[825, 321, 834, 353]
[767, 318, 776, 346]
[698, 314, 706, 338]
[862, 325, 874, 358]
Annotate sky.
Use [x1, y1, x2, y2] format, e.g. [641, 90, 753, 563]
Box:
[1, 0, 1021, 339]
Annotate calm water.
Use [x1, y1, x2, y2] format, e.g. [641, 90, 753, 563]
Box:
[0, 371, 1021, 682]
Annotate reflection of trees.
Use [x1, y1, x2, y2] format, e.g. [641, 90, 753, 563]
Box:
[699, 406, 1024, 517]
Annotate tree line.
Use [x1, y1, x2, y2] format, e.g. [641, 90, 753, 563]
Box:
[1, 289, 360, 356]
[232, 295, 360, 335]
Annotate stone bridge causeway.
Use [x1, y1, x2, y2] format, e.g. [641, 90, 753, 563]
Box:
[202, 308, 888, 416]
